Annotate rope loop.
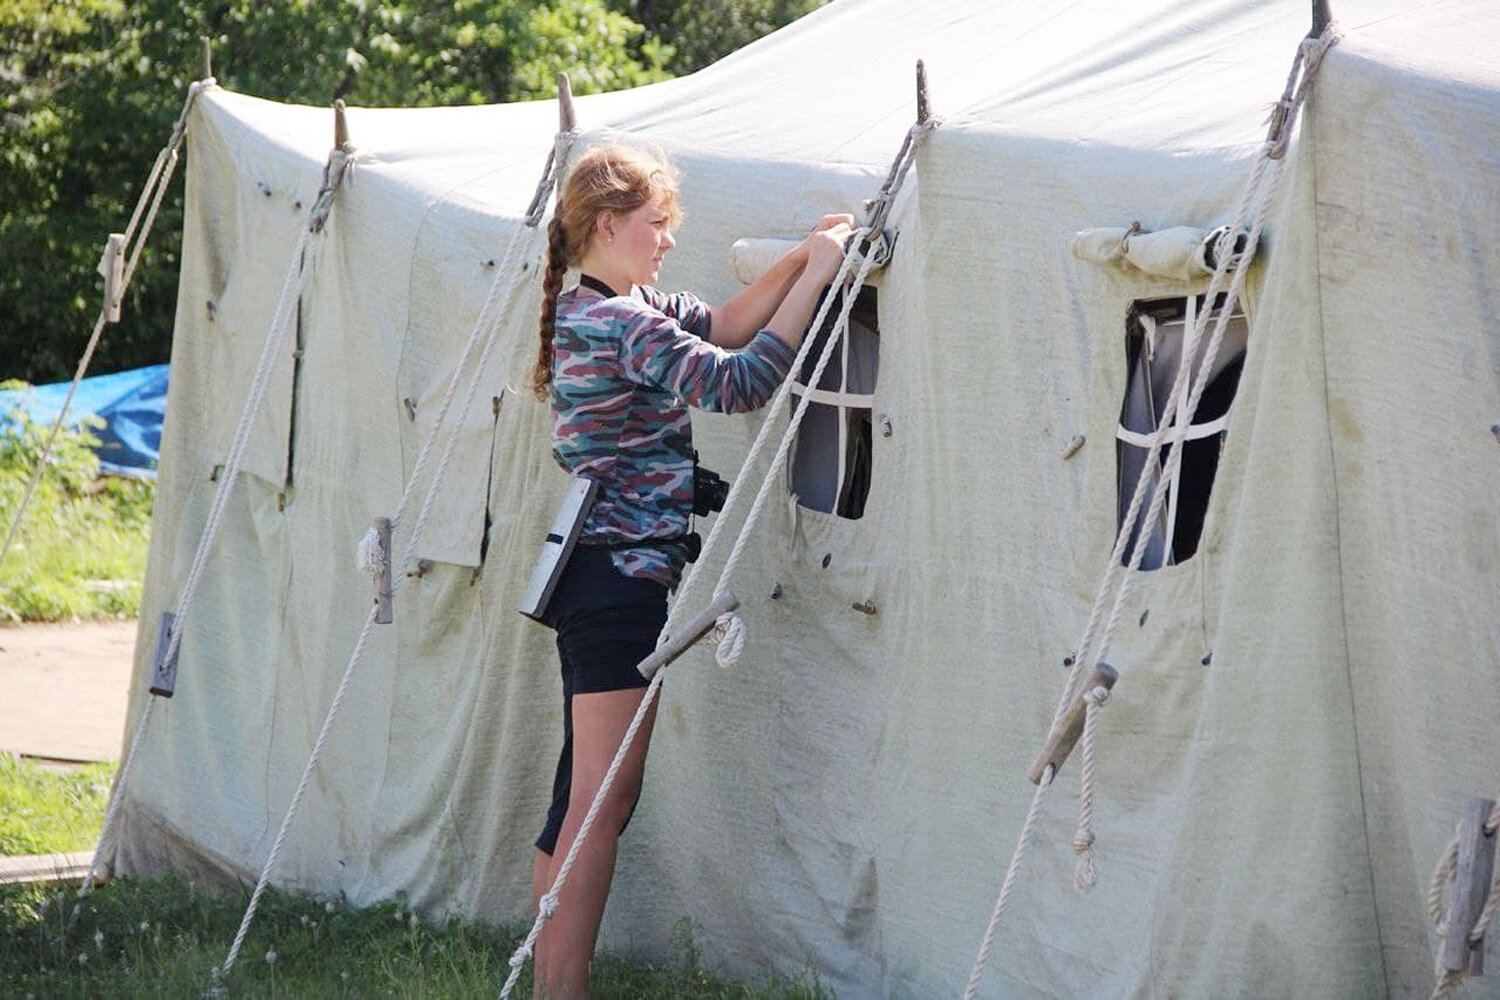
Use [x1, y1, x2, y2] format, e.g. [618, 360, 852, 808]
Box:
[508, 944, 533, 969]
[539, 892, 559, 919]
[355, 525, 385, 576]
[707, 611, 747, 669]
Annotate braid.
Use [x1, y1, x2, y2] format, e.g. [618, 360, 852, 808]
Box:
[531, 217, 571, 401]
[530, 142, 682, 403]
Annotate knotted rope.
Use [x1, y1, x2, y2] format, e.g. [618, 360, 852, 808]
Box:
[214, 130, 576, 986]
[1427, 801, 1500, 1000]
[0, 78, 214, 576]
[963, 24, 1340, 997]
[82, 115, 344, 903]
[498, 117, 937, 1000]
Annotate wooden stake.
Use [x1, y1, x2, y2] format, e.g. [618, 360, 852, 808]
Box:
[198, 36, 212, 81]
[636, 591, 739, 681]
[1443, 796, 1497, 975]
[556, 73, 576, 133]
[1028, 663, 1118, 784]
[916, 59, 932, 125]
[1311, 0, 1332, 37]
[373, 518, 393, 625]
[334, 99, 350, 151]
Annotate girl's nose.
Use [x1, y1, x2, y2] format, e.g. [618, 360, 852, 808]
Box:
[662, 230, 676, 250]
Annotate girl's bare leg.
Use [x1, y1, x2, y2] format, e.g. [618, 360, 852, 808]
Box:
[534, 687, 657, 1000]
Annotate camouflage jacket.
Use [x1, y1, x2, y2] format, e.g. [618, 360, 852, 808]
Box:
[551, 280, 796, 586]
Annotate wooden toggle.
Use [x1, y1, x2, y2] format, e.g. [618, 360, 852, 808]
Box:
[97, 233, 126, 323]
[373, 517, 393, 625]
[1028, 663, 1118, 784]
[1442, 796, 1497, 976]
[149, 612, 179, 697]
[636, 591, 739, 681]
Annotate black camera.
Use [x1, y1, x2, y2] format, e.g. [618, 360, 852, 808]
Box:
[693, 461, 729, 516]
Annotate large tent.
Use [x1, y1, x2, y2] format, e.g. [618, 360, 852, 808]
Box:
[110, 0, 1500, 995]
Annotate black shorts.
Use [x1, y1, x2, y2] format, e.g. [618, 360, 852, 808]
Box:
[536, 546, 667, 856]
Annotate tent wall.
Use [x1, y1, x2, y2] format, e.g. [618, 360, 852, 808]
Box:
[116, 2, 1500, 997]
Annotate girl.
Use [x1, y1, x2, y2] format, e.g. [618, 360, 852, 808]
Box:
[528, 142, 850, 998]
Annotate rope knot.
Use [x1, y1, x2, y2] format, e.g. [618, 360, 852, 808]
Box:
[1071, 830, 1096, 854]
[1085, 685, 1110, 708]
[706, 611, 747, 669]
[538, 892, 559, 919]
[508, 944, 533, 969]
[355, 525, 386, 576]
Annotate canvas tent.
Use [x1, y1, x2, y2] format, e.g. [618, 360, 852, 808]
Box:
[106, 0, 1500, 995]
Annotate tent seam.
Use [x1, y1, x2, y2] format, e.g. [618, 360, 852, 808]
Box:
[1307, 80, 1389, 997]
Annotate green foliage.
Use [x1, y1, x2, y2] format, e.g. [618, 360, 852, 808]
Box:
[0, 0, 818, 385]
[0, 756, 115, 855]
[0, 875, 835, 999]
[0, 382, 153, 621]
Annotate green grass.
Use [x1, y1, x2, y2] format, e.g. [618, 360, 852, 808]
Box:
[0, 756, 116, 856]
[0, 384, 154, 623]
[0, 877, 834, 999]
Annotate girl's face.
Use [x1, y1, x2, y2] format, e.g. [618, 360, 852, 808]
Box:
[600, 196, 677, 287]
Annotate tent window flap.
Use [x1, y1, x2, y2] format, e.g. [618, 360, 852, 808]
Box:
[1116, 294, 1248, 570]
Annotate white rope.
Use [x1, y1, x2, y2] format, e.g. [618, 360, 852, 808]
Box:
[961, 767, 1054, 1000]
[963, 26, 1340, 996]
[0, 80, 212, 575]
[706, 612, 747, 668]
[498, 118, 936, 999]
[1072, 685, 1109, 892]
[214, 131, 575, 986]
[499, 667, 668, 999]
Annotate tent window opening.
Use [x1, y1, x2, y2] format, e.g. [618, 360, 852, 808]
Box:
[788, 286, 878, 520]
[1116, 293, 1248, 570]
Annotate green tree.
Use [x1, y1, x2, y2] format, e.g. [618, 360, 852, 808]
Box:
[0, 0, 684, 384]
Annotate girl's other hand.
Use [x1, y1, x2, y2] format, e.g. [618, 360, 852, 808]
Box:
[804, 223, 854, 284]
[811, 213, 856, 233]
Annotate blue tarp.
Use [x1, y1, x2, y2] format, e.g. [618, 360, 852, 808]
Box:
[0, 364, 168, 478]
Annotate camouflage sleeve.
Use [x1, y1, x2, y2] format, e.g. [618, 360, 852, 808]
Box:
[618, 305, 796, 414]
[638, 285, 714, 340]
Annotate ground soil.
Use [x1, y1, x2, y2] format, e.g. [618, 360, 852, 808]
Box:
[0, 619, 136, 763]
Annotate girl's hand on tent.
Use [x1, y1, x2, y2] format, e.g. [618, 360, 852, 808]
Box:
[803, 223, 852, 284]
[811, 213, 855, 234]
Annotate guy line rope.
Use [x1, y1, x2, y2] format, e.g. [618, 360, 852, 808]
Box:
[207, 126, 578, 990]
[0, 78, 214, 575]
[84, 117, 356, 903]
[497, 116, 937, 1000]
[962, 22, 1341, 1000]
[1427, 799, 1500, 1000]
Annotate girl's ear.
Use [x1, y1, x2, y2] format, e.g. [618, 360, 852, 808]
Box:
[595, 211, 616, 245]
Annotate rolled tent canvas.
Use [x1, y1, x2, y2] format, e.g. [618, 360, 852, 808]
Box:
[111, 0, 1500, 996]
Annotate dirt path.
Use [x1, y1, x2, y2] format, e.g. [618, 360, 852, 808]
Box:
[0, 619, 136, 762]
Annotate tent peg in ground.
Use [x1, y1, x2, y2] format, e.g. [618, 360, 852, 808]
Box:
[1443, 796, 1497, 975]
[198, 36, 212, 81]
[334, 99, 350, 151]
[373, 518, 393, 624]
[556, 72, 576, 133]
[1028, 663, 1118, 784]
[636, 591, 739, 680]
[149, 612, 178, 697]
